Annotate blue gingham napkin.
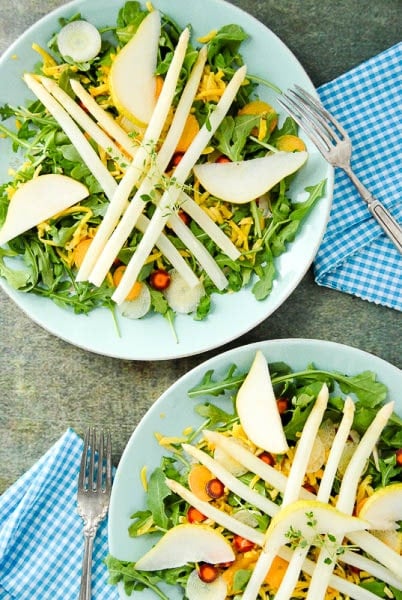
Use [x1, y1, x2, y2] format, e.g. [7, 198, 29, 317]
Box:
[314, 42, 402, 310]
[0, 429, 118, 600]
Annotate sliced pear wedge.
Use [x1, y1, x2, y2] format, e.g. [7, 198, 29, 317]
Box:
[109, 10, 161, 126]
[236, 350, 288, 454]
[134, 523, 235, 571]
[264, 499, 368, 551]
[357, 483, 402, 530]
[0, 174, 89, 246]
[193, 150, 308, 204]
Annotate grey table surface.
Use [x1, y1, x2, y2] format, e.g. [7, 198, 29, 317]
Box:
[0, 0, 401, 495]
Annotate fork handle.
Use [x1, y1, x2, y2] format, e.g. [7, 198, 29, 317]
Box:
[344, 167, 402, 254]
[79, 529, 96, 600]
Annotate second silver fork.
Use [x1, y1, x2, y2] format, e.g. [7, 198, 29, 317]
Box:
[77, 428, 112, 600]
[278, 86, 402, 254]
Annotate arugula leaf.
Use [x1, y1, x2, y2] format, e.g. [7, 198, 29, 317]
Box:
[206, 24, 248, 69]
[214, 114, 261, 161]
[146, 468, 171, 529]
[195, 401, 235, 428]
[115, 1, 148, 44]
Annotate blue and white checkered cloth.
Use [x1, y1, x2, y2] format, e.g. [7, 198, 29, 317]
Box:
[314, 42, 402, 311]
[0, 429, 118, 600]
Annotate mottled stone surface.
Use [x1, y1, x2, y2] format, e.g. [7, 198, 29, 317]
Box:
[0, 0, 400, 493]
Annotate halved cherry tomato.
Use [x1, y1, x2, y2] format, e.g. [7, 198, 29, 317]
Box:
[259, 451, 275, 466]
[233, 535, 255, 553]
[187, 506, 207, 523]
[215, 155, 231, 163]
[276, 398, 289, 414]
[396, 448, 402, 466]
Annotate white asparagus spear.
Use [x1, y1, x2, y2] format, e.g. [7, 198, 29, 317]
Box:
[69, 78, 137, 156]
[113, 64, 247, 304]
[38, 76, 128, 168]
[179, 191, 240, 261]
[182, 443, 279, 516]
[76, 27, 191, 281]
[88, 44, 207, 288]
[274, 397, 355, 600]
[306, 402, 395, 600]
[23, 74, 117, 199]
[242, 384, 329, 600]
[167, 213, 228, 290]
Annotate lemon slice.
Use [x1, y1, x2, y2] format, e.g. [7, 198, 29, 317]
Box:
[358, 483, 402, 529]
[109, 11, 161, 126]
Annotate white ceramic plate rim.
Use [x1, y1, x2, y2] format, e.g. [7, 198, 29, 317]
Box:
[108, 338, 401, 599]
[0, 0, 333, 360]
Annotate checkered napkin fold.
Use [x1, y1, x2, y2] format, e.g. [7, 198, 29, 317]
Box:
[314, 42, 402, 311]
[0, 429, 118, 600]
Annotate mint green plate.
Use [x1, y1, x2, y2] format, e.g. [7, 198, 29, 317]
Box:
[108, 338, 401, 598]
[0, 0, 333, 359]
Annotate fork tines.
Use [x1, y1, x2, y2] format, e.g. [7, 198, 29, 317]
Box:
[278, 85, 349, 152]
[78, 428, 112, 494]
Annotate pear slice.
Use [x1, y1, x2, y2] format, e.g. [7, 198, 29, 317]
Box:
[134, 523, 235, 571]
[236, 350, 288, 454]
[265, 499, 368, 551]
[0, 174, 89, 246]
[357, 483, 402, 530]
[109, 11, 161, 126]
[193, 150, 308, 204]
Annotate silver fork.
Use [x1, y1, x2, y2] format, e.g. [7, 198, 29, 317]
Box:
[77, 428, 112, 600]
[278, 85, 402, 254]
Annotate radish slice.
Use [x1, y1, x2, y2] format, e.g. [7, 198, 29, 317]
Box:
[117, 284, 151, 319]
[163, 269, 205, 314]
[185, 569, 227, 600]
[57, 21, 102, 63]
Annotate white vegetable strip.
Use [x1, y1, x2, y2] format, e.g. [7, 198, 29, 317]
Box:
[167, 213, 228, 290]
[165, 478, 265, 546]
[88, 45, 207, 288]
[136, 214, 199, 284]
[242, 384, 329, 600]
[179, 192, 240, 260]
[76, 27, 191, 281]
[278, 547, 384, 600]
[23, 74, 117, 199]
[39, 76, 128, 167]
[306, 401, 395, 600]
[203, 430, 292, 494]
[69, 78, 136, 156]
[282, 383, 329, 506]
[113, 65, 247, 304]
[347, 529, 402, 580]
[274, 397, 355, 600]
[342, 550, 402, 590]
[182, 443, 279, 517]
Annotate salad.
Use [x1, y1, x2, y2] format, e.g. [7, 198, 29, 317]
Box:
[0, 1, 326, 334]
[106, 350, 402, 599]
